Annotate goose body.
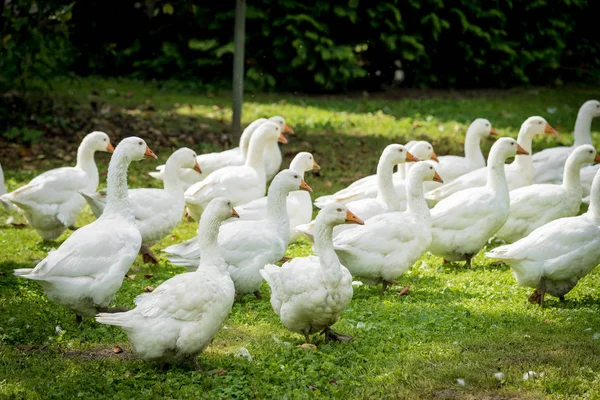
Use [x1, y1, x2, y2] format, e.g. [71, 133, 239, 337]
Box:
[80, 148, 202, 262]
[425, 117, 557, 205]
[165, 170, 312, 297]
[1, 131, 114, 240]
[150, 116, 293, 189]
[533, 100, 600, 185]
[184, 122, 287, 220]
[486, 167, 600, 304]
[495, 145, 599, 243]
[260, 204, 362, 343]
[14, 138, 157, 318]
[313, 141, 436, 208]
[96, 198, 237, 366]
[428, 138, 528, 264]
[333, 162, 442, 289]
[228, 152, 320, 241]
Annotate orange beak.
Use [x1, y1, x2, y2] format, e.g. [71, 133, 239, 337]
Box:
[406, 151, 420, 162]
[284, 124, 294, 135]
[516, 144, 529, 155]
[312, 160, 321, 171]
[430, 150, 439, 163]
[433, 171, 444, 183]
[144, 146, 158, 160]
[278, 132, 288, 144]
[231, 208, 240, 218]
[345, 210, 364, 225]
[489, 127, 498, 136]
[545, 123, 558, 136]
[106, 142, 115, 153]
[193, 161, 202, 174]
[299, 180, 313, 193]
[594, 153, 600, 164]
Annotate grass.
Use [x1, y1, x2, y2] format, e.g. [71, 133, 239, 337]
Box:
[1, 78, 600, 399]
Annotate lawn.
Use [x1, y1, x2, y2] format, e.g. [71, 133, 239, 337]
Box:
[1, 79, 600, 399]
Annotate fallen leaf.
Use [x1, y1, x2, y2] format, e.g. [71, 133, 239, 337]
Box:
[113, 346, 123, 354]
[218, 369, 226, 376]
[307, 385, 318, 391]
[144, 274, 153, 279]
[397, 283, 410, 296]
[323, 181, 332, 189]
[297, 343, 317, 351]
[329, 379, 338, 385]
[125, 274, 136, 280]
[124, 370, 132, 377]
[10, 223, 27, 229]
[544, 319, 552, 324]
[143, 286, 154, 293]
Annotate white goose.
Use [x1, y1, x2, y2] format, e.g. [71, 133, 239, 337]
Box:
[486, 167, 600, 305]
[260, 203, 363, 344]
[495, 145, 600, 243]
[80, 147, 202, 263]
[425, 117, 557, 205]
[184, 122, 287, 220]
[333, 162, 442, 292]
[428, 138, 528, 266]
[533, 100, 600, 184]
[96, 197, 237, 370]
[314, 141, 436, 208]
[1, 131, 114, 240]
[150, 116, 293, 189]
[164, 169, 312, 298]
[14, 137, 157, 321]
[227, 152, 320, 242]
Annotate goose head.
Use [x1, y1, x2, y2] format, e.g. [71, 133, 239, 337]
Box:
[409, 141, 438, 162]
[490, 137, 528, 161]
[270, 169, 312, 196]
[579, 100, 600, 118]
[520, 116, 558, 139]
[114, 137, 157, 162]
[470, 118, 497, 137]
[170, 147, 202, 174]
[409, 162, 443, 184]
[84, 131, 114, 153]
[290, 152, 320, 173]
[269, 115, 294, 135]
[570, 144, 600, 166]
[383, 144, 419, 166]
[318, 203, 364, 227]
[252, 121, 287, 145]
[204, 197, 239, 221]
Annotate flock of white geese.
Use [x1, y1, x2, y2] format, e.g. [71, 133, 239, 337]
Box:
[1, 100, 599, 369]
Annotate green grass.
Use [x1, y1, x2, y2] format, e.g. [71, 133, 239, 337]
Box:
[1, 79, 600, 399]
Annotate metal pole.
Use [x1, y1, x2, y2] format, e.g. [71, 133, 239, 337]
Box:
[232, 0, 246, 141]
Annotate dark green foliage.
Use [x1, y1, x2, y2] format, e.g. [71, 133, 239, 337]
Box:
[1, 0, 599, 93]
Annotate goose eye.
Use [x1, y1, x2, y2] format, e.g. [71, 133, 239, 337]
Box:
[104, 138, 107, 141]
[336, 208, 342, 212]
[138, 141, 143, 145]
[430, 166, 433, 170]
[590, 150, 594, 154]
[294, 175, 298, 179]
[399, 149, 403, 152]
[538, 121, 542, 124]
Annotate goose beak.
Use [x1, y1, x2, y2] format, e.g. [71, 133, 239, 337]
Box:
[193, 161, 202, 174]
[406, 151, 420, 162]
[284, 124, 294, 134]
[345, 210, 364, 225]
[299, 180, 313, 192]
[594, 153, 600, 164]
[278, 132, 288, 144]
[489, 127, 498, 135]
[433, 171, 444, 183]
[144, 146, 158, 160]
[545, 123, 558, 136]
[430, 150, 439, 163]
[106, 143, 115, 153]
[231, 208, 240, 218]
[516, 144, 529, 155]
[312, 160, 321, 171]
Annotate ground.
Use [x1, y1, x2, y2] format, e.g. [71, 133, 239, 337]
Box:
[1, 78, 599, 399]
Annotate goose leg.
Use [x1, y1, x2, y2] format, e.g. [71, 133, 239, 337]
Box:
[538, 277, 546, 307]
[279, 256, 291, 263]
[381, 279, 397, 294]
[161, 363, 170, 373]
[303, 332, 311, 344]
[559, 295, 565, 302]
[465, 255, 473, 267]
[140, 245, 159, 264]
[253, 290, 263, 300]
[322, 327, 353, 343]
[189, 356, 201, 371]
[75, 314, 83, 325]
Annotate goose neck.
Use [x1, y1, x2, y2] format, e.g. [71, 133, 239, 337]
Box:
[162, 157, 185, 195]
[314, 220, 343, 283]
[589, 171, 600, 218]
[513, 127, 533, 171]
[245, 135, 268, 171]
[75, 142, 99, 182]
[198, 213, 223, 265]
[574, 110, 594, 146]
[464, 128, 485, 165]
[376, 155, 398, 208]
[562, 155, 584, 194]
[405, 175, 430, 219]
[102, 152, 134, 220]
[266, 185, 291, 240]
[486, 149, 509, 196]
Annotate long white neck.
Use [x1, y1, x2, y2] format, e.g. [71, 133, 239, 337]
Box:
[266, 184, 291, 242]
[245, 134, 268, 171]
[162, 157, 184, 195]
[102, 151, 134, 220]
[574, 108, 594, 146]
[588, 170, 600, 219]
[198, 212, 223, 266]
[562, 154, 585, 195]
[486, 147, 510, 202]
[314, 219, 343, 284]
[513, 126, 533, 172]
[376, 154, 399, 209]
[75, 141, 99, 185]
[464, 127, 485, 165]
[395, 163, 406, 180]
[405, 174, 430, 219]
[239, 118, 267, 159]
